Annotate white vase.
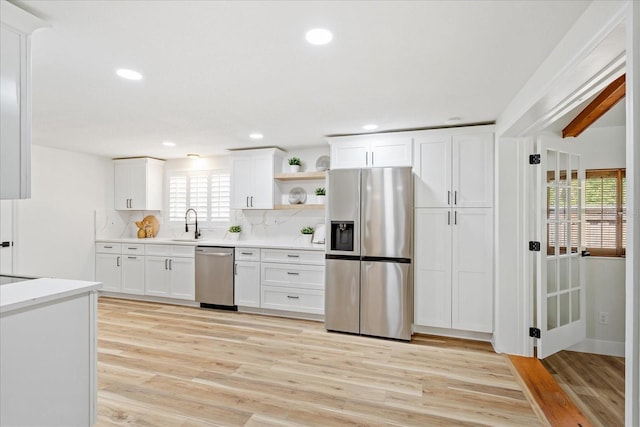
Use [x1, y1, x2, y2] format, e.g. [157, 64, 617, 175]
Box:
[289, 164, 301, 173]
[229, 232, 240, 241]
[316, 195, 326, 204]
[301, 234, 313, 244]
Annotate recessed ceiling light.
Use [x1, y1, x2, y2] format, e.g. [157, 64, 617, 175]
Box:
[249, 133, 264, 140]
[445, 117, 462, 125]
[362, 124, 378, 131]
[186, 153, 200, 158]
[116, 68, 143, 81]
[162, 141, 176, 147]
[306, 28, 333, 45]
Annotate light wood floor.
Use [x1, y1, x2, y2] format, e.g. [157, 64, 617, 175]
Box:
[542, 350, 625, 427]
[96, 297, 542, 426]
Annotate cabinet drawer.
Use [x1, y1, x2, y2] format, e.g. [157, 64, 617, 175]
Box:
[235, 247, 261, 261]
[261, 285, 324, 315]
[122, 244, 145, 255]
[261, 263, 324, 290]
[96, 242, 122, 254]
[171, 245, 195, 258]
[261, 249, 324, 265]
[145, 244, 171, 256]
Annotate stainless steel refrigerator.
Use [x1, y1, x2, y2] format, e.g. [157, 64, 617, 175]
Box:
[325, 167, 413, 341]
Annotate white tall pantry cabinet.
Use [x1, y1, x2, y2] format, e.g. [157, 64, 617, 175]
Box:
[413, 126, 494, 334]
[0, 2, 47, 200]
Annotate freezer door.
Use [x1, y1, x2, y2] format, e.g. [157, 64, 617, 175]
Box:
[326, 169, 360, 256]
[360, 260, 412, 340]
[361, 167, 412, 259]
[324, 258, 360, 334]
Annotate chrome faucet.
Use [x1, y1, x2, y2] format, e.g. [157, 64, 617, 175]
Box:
[185, 208, 201, 239]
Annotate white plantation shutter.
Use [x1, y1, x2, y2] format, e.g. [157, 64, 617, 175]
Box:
[210, 172, 230, 222]
[167, 170, 230, 223]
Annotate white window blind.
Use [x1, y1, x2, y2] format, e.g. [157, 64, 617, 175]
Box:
[168, 170, 231, 223]
[584, 169, 626, 257]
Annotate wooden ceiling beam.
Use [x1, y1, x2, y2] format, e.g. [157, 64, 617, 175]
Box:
[562, 74, 626, 138]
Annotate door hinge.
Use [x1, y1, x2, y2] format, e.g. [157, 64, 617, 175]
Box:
[529, 327, 541, 339]
[529, 154, 541, 165]
[529, 241, 541, 251]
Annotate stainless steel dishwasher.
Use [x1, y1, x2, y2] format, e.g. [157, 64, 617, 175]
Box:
[195, 246, 236, 310]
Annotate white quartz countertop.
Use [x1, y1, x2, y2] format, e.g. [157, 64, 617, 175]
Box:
[96, 237, 326, 251]
[0, 278, 102, 314]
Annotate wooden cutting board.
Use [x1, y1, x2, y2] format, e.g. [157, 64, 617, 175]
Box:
[142, 215, 159, 237]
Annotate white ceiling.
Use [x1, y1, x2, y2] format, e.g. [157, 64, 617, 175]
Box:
[17, 0, 593, 159]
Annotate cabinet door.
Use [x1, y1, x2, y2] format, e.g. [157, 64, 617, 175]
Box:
[235, 261, 260, 307]
[414, 208, 452, 328]
[0, 27, 25, 200]
[114, 163, 131, 210]
[170, 257, 195, 300]
[128, 163, 147, 210]
[370, 136, 412, 167]
[144, 256, 170, 297]
[451, 208, 493, 333]
[250, 155, 274, 209]
[414, 135, 452, 208]
[329, 139, 368, 169]
[452, 133, 493, 208]
[230, 157, 252, 209]
[121, 255, 145, 295]
[95, 253, 121, 292]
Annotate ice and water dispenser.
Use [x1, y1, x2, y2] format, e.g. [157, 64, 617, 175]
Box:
[330, 221, 354, 252]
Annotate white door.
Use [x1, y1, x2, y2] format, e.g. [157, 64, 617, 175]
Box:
[145, 256, 171, 297]
[250, 155, 274, 209]
[235, 260, 260, 307]
[329, 139, 369, 169]
[451, 208, 493, 332]
[114, 163, 130, 210]
[414, 136, 451, 208]
[536, 144, 586, 359]
[0, 200, 13, 273]
[452, 133, 494, 208]
[414, 208, 452, 328]
[121, 255, 145, 295]
[370, 135, 412, 167]
[169, 257, 195, 300]
[95, 253, 121, 292]
[128, 163, 147, 210]
[230, 156, 252, 209]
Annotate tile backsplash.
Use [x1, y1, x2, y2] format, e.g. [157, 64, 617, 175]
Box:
[95, 208, 325, 244]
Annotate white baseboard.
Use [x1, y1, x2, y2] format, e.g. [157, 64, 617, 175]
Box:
[568, 338, 625, 357]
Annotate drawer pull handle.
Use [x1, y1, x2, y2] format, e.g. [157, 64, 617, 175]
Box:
[128, 256, 137, 259]
[287, 255, 299, 258]
[241, 252, 253, 255]
[127, 247, 137, 250]
[287, 295, 299, 299]
[104, 246, 113, 249]
[287, 272, 300, 275]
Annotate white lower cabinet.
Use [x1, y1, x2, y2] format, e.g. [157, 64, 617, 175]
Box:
[145, 245, 195, 300]
[414, 207, 493, 333]
[95, 252, 122, 292]
[96, 243, 146, 295]
[235, 261, 261, 307]
[260, 249, 325, 315]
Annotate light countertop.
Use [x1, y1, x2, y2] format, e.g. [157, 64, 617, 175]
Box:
[1, 278, 102, 314]
[96, 237, 326, 251]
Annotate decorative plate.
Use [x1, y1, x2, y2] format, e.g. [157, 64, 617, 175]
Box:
[288, 187, 307, 204]
[315, 155, 330, 171]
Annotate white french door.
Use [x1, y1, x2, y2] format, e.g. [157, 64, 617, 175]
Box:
[535, 139, 586, 359]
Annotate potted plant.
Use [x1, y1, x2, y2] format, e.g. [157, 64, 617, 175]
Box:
[315, 187, 326, 204]
[288, 157, 302, 173]
[228, 225, 241, 241]
[300, 226, 314, 244]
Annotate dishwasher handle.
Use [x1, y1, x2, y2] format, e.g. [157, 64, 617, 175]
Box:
[196, 252, 233, 257]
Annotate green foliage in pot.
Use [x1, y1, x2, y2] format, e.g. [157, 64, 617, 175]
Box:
[288, 157, 302, 166]
[300, 226, 315, 235]
[314, 187, 326, 196]
[228, 225, 242, 233]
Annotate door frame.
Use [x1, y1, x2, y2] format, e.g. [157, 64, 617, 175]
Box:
[494, 1, 638, 424]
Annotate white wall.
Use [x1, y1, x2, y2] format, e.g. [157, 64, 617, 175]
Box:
[14, 145, 112, 280]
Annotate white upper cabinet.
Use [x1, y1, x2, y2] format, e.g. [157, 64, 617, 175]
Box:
[230, 148, 284, 209]
[414, 126, 494, 208]
[114, 158, 164, 210]
[0, 3, 47, 200]
[328, 133, 412, 169]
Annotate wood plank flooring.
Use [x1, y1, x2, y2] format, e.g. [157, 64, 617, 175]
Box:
[96, 297, 542, 426]
[542, 350, 625, 427]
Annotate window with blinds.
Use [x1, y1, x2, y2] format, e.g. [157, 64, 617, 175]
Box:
[168, 170, 231, 223]
[584, 168, 626, 257]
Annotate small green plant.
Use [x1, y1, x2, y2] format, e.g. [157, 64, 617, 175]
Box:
[288, 157, 302, 166]
[314, 187, 326, 196]
[228, 225, 242, 233]
[300, 226, 314, 235]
